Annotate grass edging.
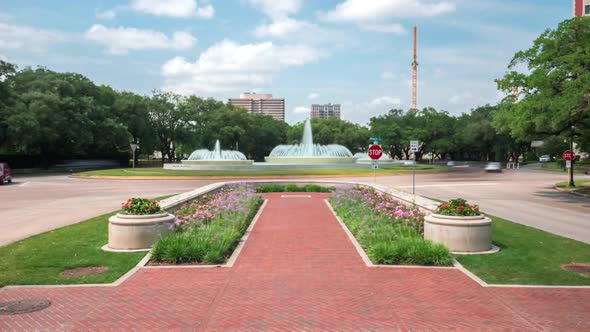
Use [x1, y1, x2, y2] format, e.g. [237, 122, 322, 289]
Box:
[73, 165, 452, 178]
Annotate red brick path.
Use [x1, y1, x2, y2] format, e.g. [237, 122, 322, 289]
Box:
[1, 193, 589, 331]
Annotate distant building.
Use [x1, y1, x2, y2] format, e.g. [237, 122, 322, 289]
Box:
[574, 0, 590, 16]
[310, 103, 341, 120]
[228, 93, 285, 122]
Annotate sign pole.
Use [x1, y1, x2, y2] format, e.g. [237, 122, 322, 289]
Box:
[409, 140, 419, 202]
[569, 139, 575, 187]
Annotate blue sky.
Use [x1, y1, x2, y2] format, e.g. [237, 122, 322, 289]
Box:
[0, 0, 573, 125]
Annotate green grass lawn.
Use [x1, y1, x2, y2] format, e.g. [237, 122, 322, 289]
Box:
[456, 215, 590, 285]
[0, 212, 145, 287]
[556, 179, 590, 195]
[537, 167, 586, 174]
[76, 165, 450, 177]
[0, 194, 176, 287]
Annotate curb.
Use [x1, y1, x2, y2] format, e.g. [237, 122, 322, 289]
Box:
[553, 185, 590, 198]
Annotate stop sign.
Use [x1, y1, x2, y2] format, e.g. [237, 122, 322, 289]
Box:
[368, 145, 383, 160]
[563, 150, 576, 161]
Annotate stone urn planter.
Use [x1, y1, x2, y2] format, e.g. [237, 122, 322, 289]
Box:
[424, 213, 492, 253]
[107, 212, 175, 251]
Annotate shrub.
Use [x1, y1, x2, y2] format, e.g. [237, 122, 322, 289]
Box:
[121, 198, 161, 215]
[329, 185, 452, 266]
[435, 198, 480, 216]
[256, 184, 333, 193]
[151, 185, 263, 264]
[368, 238, 452, 266]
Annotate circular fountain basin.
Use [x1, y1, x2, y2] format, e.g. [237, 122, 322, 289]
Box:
[182, 159, 254, 165]
[264, 157, 357, 164]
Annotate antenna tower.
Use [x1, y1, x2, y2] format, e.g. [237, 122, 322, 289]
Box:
[411, 25, 418, 112]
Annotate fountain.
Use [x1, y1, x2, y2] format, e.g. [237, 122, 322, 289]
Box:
[181, 140, 253, 165]
[265, 119, 356, 164]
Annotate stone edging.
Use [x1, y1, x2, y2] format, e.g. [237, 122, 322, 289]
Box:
[553, 185, 590, 198]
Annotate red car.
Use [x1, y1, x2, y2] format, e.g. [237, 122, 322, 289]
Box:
[0, 163, 12, 185]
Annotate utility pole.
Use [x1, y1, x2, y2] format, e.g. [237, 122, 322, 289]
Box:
[411, 25, 418, 113]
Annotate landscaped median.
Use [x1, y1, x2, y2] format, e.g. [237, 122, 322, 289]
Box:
[1, 181, 589, 288]
[72, 165, 451, 179]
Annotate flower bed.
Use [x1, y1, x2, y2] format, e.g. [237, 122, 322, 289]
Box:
[151, 185, 263, 264]
[329, 186, 452, 266]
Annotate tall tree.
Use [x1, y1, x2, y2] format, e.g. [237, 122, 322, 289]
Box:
[494, 17, 590, 145]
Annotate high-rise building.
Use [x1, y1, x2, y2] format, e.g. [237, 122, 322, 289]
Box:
[228, 93, 285, 122]
[574, 0, 590, 16]
[310, 103, 341, 120]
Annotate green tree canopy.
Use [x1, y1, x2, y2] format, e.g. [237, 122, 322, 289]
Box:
[494, 17, 590, 143]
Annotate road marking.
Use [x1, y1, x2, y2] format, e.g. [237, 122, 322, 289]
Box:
[395, 182, 499, 188]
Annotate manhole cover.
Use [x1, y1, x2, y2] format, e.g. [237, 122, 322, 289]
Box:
[0, 299, 52, 315]
[562, 263, 590, 274]
[60, 266, 109, 277]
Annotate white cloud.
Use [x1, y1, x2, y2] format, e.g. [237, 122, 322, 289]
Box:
[253, 18, 312, 38]
[131, 0, 214, 18]
[381, 71, 396, 80]
[247, 0, 302, 19]
[162, 40, 324, 94]
[0, 22, 64, 52]
[85, 24, 197, 55]
[360, 23, 406, 34]
[96, 9, 116, 20]
[323, 0, 455, 22]
[308, 92, 320, 100]
[293, 106, 310, 114]
[369, 96, 402, 107]
[448, 92, 489, 106]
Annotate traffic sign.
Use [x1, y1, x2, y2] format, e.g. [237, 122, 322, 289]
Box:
[410, 140, 419, 152]
[371, 160, 379, 169]
[368, 145, 383, 160]
[566, 160, 572, 169]
[563, 150, 576, 161]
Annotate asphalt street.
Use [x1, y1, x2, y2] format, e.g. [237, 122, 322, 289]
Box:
[0, 168, 588, 246]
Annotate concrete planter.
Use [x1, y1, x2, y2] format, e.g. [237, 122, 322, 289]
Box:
[107, 213, 175, 251]
[424, 214, 492, 253]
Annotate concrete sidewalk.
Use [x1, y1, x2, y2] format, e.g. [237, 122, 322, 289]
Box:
[1, 193, 589, 331]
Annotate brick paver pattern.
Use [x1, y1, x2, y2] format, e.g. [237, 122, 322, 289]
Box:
[1, 193, 589, 331]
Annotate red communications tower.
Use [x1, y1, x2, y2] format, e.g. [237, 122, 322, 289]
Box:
[411, 25, 418, 112]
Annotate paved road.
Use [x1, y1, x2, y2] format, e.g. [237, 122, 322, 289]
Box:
[1, 193, 588, 331]
[0, 168, 589, 246]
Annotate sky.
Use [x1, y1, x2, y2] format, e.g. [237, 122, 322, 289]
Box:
[0, 0, 573, 125]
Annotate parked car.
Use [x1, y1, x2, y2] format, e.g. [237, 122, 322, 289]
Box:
[539, 155, 551, 162]
[484, 162, 502, 172]
[0, 163, 12, 184]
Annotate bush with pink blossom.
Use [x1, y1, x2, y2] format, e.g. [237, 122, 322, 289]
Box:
[329, 186, 451, 266]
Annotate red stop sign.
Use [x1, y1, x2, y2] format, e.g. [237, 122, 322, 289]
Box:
[368, 145, 383, 160]
[563, 150, 576, 161]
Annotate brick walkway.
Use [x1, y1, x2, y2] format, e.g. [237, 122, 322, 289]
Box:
[1, 193, 589, 331]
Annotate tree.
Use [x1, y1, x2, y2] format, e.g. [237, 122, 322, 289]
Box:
[494, 17, 590, 148]
[148, 91, 192, 162]
[1, 67, 129, 163]
[0, 60, 17, 147]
